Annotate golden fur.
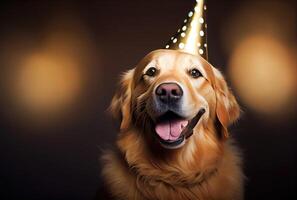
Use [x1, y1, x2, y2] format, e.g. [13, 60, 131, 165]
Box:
[102, 50, 244, 200]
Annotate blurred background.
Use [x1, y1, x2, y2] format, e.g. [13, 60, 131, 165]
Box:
[0, 0, 295, 199]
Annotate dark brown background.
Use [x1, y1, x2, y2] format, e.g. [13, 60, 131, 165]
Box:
[0, 0, 296, 199]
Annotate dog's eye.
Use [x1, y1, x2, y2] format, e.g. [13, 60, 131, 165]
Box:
[145, 67, 157, 77]
[189, 68, 202, 78]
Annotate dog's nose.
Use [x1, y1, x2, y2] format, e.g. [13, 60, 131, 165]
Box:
[155, 83, 183, 103]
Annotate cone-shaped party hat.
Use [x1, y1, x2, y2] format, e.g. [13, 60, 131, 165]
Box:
[165, 0, 208, 60]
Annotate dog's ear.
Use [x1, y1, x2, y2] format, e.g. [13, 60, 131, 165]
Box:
[110, 69, 134, 131]
[212, 68, 240, 139]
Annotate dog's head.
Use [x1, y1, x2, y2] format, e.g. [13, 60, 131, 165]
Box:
[110, 49, 239, 151]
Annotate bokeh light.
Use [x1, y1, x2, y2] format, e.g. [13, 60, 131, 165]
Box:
[1, 14, 98, 125]
[223, 1, 296, 117]
[229, 34, 296, 115]
[13, 51, 82, 114]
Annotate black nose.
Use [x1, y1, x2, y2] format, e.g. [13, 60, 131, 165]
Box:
[155, 83, 183, 104]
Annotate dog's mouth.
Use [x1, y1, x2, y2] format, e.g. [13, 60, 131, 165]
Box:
[154, 109, 206, 149]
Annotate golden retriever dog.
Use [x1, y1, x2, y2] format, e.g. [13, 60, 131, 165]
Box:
[102, 49, 244, 200]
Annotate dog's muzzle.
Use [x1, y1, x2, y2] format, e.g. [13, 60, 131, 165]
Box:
[151, 82, 206, 149]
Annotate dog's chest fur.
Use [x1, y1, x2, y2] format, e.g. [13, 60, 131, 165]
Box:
[102, 141, 244, 200]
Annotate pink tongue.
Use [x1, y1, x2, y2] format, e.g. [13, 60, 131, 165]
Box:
[155, 119, 188, 141]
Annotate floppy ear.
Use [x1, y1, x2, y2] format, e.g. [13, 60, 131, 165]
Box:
[109, 69, 134, 131]
[212, 68, 240, 139]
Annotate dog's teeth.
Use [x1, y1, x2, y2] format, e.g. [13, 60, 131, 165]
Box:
[181, 121, 188, 129]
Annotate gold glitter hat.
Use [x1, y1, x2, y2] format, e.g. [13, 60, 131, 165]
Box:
[165, 0, 208, 59]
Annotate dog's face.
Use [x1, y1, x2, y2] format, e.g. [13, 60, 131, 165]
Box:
[111, 49, 239, 151]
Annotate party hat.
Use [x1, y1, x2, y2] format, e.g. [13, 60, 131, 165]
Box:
[165, 0, 208, 59]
